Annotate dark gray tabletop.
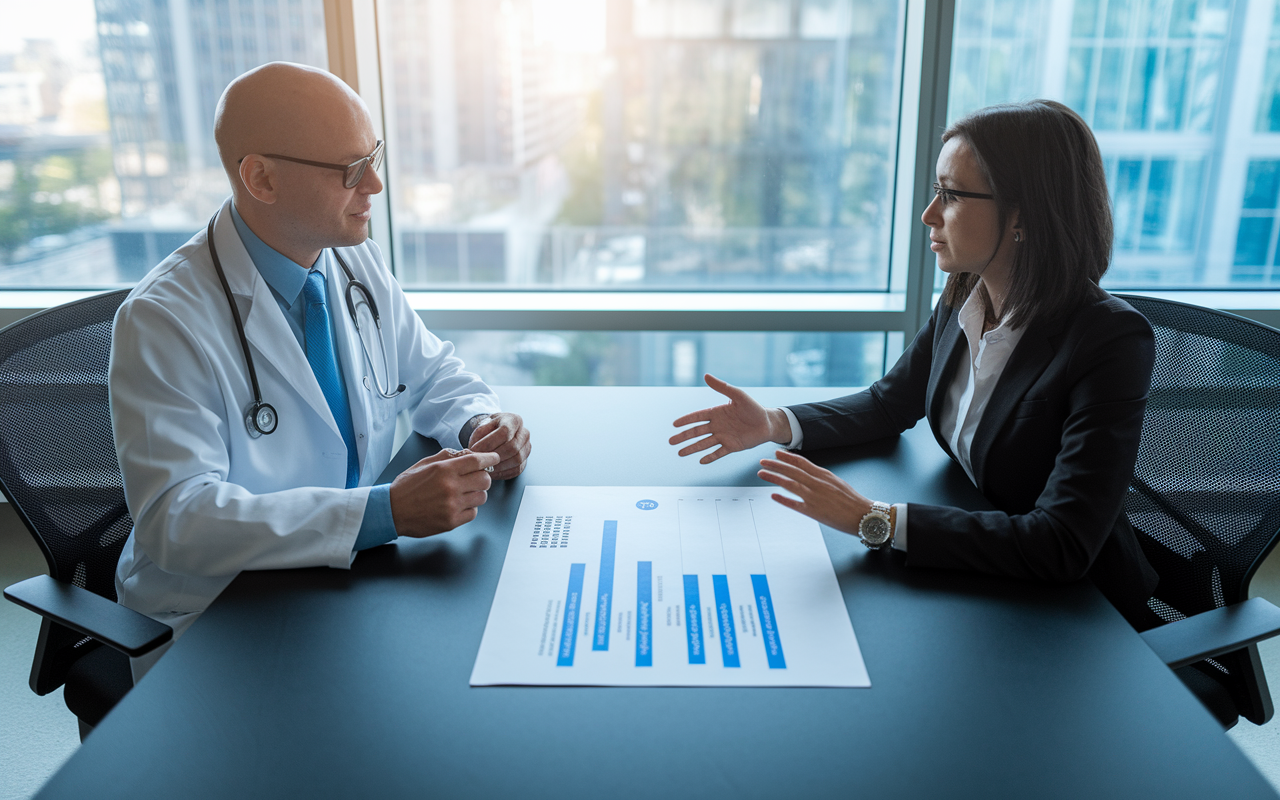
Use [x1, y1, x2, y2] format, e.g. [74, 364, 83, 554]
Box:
[36, 386, 1277, 799]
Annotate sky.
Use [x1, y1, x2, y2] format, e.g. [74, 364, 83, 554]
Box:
[0, 0, 98, 56]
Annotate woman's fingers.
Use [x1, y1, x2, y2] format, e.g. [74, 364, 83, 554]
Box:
[669, 421, 713, 445]
[703, 373, 741, 400]
[757, 467, 808, 498]
[772, 449, 837, 480]
[671, 408, 715, 430]
[677, 435, 720, 458]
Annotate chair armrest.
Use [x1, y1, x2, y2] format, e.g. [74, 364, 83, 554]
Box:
[1140, 597, 1280, 670]
[4, 575, 172, 658]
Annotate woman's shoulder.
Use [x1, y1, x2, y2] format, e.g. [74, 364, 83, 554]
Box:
[1062, 290, 1155, 340]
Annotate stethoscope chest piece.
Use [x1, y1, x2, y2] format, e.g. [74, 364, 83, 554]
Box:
[246, 401, 278, 438]
[206, 209, 402, 437]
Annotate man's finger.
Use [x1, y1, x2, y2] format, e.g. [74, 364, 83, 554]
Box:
[420, 448, 465, 465]
[470, 425, 514, 452]
[448, 452, 501, 473]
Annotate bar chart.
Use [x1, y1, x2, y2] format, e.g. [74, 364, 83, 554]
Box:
[471, 487, 869, 688]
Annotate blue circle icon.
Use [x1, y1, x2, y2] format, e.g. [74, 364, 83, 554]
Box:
[636, 499, 658, 511]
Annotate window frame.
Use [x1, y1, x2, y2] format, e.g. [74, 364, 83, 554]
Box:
[3, 0, 1279, 337]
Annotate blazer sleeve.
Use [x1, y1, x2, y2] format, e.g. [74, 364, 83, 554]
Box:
[904, 305, 1155, 584]
[787, 301, 943, 447]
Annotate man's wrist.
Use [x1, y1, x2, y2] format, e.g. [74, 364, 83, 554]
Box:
[460, 413, 492, 447]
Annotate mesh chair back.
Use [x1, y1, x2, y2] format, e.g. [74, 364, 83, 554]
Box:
[0, 290, 133, 600]
[1117, 294, 1280, 725]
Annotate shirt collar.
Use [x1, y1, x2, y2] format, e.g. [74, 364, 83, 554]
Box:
[958, 281, 1017, 340]
[229, 202, 325, 308]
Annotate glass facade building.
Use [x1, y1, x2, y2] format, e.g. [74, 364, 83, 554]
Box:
[3, 0, 1280, 385]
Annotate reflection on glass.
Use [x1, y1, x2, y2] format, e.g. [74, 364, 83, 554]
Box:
[435, 329, 893, 387]
[381, 0, 908, 290]
[948, 0, 1277, 289]
[0, 0, 327, 287]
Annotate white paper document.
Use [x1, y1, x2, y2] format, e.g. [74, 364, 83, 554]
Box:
[470, 486, 870, 687]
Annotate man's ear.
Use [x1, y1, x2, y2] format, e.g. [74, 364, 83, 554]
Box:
[238, 156, 278, 204]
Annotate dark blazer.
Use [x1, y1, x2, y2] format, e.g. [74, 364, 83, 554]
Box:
[789, 292, 1160, 628]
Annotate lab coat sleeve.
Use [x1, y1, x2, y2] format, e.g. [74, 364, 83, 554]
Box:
[373, 248, 499, 447]
[110, 296, 367, 578]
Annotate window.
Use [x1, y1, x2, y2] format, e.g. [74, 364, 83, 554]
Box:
[4, 0, 1279, 385]
[0, 0, 328, 287]
[378, 0, 909, 291]
[947, 0, 1280, 289]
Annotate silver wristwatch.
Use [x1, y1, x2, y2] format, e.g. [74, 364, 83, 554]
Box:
[857, 501, 894, 549]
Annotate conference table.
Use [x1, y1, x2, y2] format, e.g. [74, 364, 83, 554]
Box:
[35, 386, 1278, 799]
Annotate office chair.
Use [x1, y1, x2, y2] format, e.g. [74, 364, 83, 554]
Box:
[1117, 294, 1280, 731]
[0, 289, 171, 741]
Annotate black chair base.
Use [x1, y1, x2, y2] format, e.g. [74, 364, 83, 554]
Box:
[63, 644, 133, 736]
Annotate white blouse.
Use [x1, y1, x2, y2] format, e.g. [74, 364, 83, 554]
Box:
[781, 283, 1023, 552]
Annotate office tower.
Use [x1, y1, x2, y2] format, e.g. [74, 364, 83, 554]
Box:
[93, 0, 327, 275]
[594, 0, 904, 290]
[381, 0, 589, 284]
[951, 0, 1280, 285]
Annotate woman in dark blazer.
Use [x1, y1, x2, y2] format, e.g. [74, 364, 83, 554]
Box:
[669, 100, 1159, 628]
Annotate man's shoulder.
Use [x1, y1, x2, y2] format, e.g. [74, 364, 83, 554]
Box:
[117, 231, 219, 327]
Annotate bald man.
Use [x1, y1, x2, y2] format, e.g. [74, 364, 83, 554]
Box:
[109, 63, 531, 679]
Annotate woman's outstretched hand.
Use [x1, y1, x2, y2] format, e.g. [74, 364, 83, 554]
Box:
[758, 449, 872, 535]
[669, 374, 792, 464]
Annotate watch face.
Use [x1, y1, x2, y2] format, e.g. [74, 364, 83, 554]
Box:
[861, 514, 891, 546]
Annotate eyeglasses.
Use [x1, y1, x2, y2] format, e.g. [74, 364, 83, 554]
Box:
[242, 140, 385, 189]
[932, 182, 994, 204]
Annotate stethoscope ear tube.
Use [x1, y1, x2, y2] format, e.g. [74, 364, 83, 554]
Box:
[207, 211, 404, 436]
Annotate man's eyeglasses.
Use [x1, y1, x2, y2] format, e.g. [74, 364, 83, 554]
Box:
[242, 140, 385, 189]
[932, 182, 994, 204]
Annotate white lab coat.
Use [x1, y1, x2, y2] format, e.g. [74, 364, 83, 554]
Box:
[110, 198, 498, 676]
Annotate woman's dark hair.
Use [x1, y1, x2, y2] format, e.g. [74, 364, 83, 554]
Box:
[938, 99, 1112, 329]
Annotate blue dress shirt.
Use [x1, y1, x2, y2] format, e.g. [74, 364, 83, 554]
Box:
[229, 203, 396, 552]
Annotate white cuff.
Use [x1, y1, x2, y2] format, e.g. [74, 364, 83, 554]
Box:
[780, 406, 804, 450]
[890, 503, 908, 552]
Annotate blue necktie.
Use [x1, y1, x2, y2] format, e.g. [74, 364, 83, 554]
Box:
[303, 268, 360, 489]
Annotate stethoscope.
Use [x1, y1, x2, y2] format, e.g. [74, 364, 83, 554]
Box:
[206, 214, 405, 439]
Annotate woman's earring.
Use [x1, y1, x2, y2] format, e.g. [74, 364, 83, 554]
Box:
[1013, 231, 1022, 243]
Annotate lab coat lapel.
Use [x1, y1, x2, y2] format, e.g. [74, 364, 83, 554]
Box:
[210, 203, 342, 440]
[968, 317, 1055, 488]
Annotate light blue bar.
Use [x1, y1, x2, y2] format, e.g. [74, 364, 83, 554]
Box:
[593, 521, 617, 651]
[712, 575, 740, 668]
[636, 561, 653, 667]
[557, 563, 586, 667]
[683, 574, 705, 664]
[751, 574, 786, 669]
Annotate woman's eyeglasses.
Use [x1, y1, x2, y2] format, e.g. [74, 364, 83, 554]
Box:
[933, 182, 994, 204]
